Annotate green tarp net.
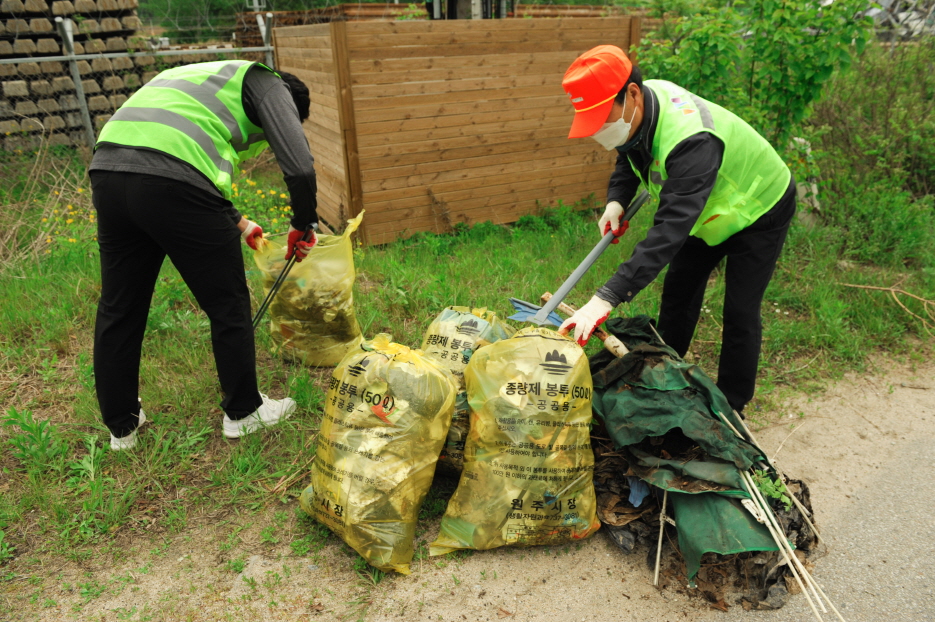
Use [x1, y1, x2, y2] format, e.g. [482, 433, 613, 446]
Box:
[589, 316, 778, 580]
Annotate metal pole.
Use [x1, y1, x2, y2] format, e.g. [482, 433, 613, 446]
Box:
[55, 17, 95, 149]
[257, 12, 274, 69]
[433, 0, 441, 19]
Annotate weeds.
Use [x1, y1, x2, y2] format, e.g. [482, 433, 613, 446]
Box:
[353, 556, 386, 586]
[3, 407, 68, 476]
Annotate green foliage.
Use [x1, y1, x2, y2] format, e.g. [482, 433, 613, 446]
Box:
[638, 0, 873, 144]
[3, 408, 69, 476]
[226, 556, 247, 573]
[752, 470, 791, 511]
[811, 38, 935, 198]
[0, 530, 14, 565]
[352, 556, 386, 585]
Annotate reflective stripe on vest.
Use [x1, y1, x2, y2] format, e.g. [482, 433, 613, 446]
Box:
[145, 62, 266, 154]
[629, 80, 791, 246]
[97, 60, 273, 199]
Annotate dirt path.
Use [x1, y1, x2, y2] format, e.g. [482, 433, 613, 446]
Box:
[6, 356, 934, 622]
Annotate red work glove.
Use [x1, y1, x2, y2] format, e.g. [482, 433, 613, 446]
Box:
[602, 219, 630, 244]
[285, 225, 318, 262]
[240, 219, 264, 250]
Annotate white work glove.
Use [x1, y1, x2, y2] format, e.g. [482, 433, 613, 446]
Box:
[598, 201, 628, 244]
[239, 218, 264, 250]
[558, 296, 614, 346]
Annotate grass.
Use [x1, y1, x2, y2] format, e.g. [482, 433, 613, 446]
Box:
[0, 43, 934, 618]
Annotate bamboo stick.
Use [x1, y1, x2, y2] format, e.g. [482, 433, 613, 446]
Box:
[653, 489, 668, 587]
[740, 472, 825, 621]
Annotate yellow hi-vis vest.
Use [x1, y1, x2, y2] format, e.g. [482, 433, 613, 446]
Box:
[634, 80, 791, 245]
[96, 60, 275, 199]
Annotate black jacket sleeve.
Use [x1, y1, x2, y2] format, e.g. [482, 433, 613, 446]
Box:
[597, 132, 724, 306]
[606, 149, 641, 207]
[242, 67, 318, 231]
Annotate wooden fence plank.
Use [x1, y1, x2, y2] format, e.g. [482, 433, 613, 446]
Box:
[364, 169, 611, 223]
[357, 104, 574, 138]
[344, 17, 634, 35]
[351, 60, 573, 87]
[347, 39, 625, 61]
[361, 159, 612, 204]
[361, 151, 599, 193]
[354, 93, 567, 124]
[352, 84, 564, 113]
[360, 140, 602, 180]
[350, 50, 580, 74]
[357, 127, 572, 167]
[330, 20, 366, 241]
[372, 185, 606, 240]
[352, 73, 561, 101]
[344, 25, 631, 49]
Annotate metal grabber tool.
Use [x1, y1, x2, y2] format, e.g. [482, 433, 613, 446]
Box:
[252, 227, 316, 330]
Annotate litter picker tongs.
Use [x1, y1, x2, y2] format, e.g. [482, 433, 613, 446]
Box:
[251, 227, 316, 330]
[508, 189, 650, 327]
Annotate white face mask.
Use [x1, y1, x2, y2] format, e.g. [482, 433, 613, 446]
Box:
[591, 98, 638, 151]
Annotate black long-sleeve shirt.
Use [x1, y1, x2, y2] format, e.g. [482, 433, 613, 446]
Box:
[596, 86, 724, 307]
[90, 64, 318, 231]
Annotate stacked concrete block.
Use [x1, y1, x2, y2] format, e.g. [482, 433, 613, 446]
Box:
[0, 0, 148, 147]
[1, 0, 252, 151]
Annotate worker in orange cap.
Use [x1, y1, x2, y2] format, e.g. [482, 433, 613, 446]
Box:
[557, 45, 796, 417]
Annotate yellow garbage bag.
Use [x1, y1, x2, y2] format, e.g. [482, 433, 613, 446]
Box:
[253, 213, 364, 367]
[430, 327, 600, 555]
[300, 334, 457, 574]
[420, 307, 515, 474]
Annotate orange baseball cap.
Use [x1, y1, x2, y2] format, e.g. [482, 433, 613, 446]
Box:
[562, 45, 633, 138]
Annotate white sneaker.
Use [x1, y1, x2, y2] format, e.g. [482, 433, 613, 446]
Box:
[222, 394, 296, 439]
[110, 409, 147, 451]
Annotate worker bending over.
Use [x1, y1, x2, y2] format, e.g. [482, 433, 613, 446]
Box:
[91, 60, 318, 449]
[558, 45, 796, 417]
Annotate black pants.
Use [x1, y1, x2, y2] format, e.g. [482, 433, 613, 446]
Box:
[657, 178, 797, 413]
[91, 171, 263, 437]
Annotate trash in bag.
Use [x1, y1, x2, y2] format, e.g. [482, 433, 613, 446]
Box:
[420, 307, 515, 474]
[430, 327, 601, 555]
[253, 213, 364, 367]
[299, 334, 457, 574]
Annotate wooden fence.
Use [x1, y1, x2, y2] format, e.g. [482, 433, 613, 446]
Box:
[274, 17, 641, 245]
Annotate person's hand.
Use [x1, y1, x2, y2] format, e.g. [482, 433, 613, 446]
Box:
[239, 218, 264, 250]
[598, 201, 628, 244]
[558, 296, 614, 346]
[285, 225, 318, 262]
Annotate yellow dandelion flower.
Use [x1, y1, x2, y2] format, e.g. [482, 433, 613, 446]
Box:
[272, 218, 278, 224]
[41, 217, 47, 222]
[66, 218, 74, 224]
[256, 189, 262, 194]
[279, 193, 287, 199]
[77, 188, 84, 193]
[54, 191, 59, 195]
[53, 209, 58, 214]
[46, 237, 51, 243]
[68, 238, 76, 243]
[67, 205, 73, 209]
